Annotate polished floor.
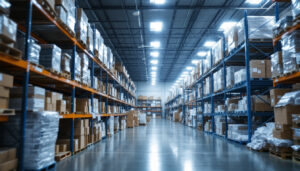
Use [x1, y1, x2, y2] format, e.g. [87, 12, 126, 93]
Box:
[57, 119, 300, 171]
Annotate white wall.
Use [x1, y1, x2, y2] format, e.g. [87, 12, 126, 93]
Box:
[135, 81, 172, 117]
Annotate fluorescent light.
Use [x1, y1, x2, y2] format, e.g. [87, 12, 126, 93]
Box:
[152, 66, 157, 71]
[186, 66, 193, 70]
[150, 22, 163, 32]
[150, 60, 158, 64]
[197, 51, 207, 57]
[150, 0, 165, 4]
[246, 0, 263, 4]
[150, 41, 160, 48]
[204, 41, 216, 47]
[219, 22, 237, 31]
[150, 51, 159, 57]
[192, 60, 200, 64]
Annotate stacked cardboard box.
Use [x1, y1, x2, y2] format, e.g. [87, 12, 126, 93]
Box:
[270, 88, 291, 107]
[0, 148, 18, 171]
[0, 73, 13, 109]
[126, 110, 138, 128]
[212, 38, 224, 65]
[76, 8, 88, 45]
[45, 91, 66, 113]
[39, 44, 62, 72]
[61, 53, 71, 74]
[204, 120, 212, 132]
[215, 116, 225, 136]
[250, 60, 272, 78]
[91, 122, 102, 142]
[56, 138, 79, 153]
[251, 95, 273, 112]
[292, 114, 300, 145]
[73, 119, 89, 150]
[273, 91, 300, 140]
[80, 53, 90, 86]
[10, 86, 45, 112]
[76, 98, 89, 114]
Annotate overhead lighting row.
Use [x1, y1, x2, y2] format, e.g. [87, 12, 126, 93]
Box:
[149, 0, 165, 85]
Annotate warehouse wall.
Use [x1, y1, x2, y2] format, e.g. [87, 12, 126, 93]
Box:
[135, 81, 172, 117]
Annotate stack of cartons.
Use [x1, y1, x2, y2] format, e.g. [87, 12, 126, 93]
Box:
[126, 110, 136, 128]
[56, 138, 79, 153]
[39, 44, 62, 73]
[10, 86, 45, 112]
[0, 73, 13, 110]
[270, 88, 291, 107]
[76, 8, 88, 45]
[0, 148, 18, 171]
[250, 60, 272, 78]
[76, 98, 89, 114]
[87, 23, 93, 52]
[292, 114, 300, 145]
[64, 96, 75, 113]
[74, 119, 89, 150]
[45, 91, 66, 113]
[174, 109, 181, 122]
[92, 122, 102, 142]
[251, 95, 273, 112]
[80, 53, 90, 86]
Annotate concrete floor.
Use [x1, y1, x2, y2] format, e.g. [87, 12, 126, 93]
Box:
[57, 119, 300, 171]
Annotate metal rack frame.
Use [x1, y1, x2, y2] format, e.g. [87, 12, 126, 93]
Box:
[0, 0, 137, 170]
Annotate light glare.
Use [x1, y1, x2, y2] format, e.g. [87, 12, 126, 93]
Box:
[204, 41, 216, 47]
[150, 0, 165, 5]
[150, 22, 163, 32]
[151, 60, 158, 64]
[197, 51, 207, 57]
[150, 51, 159, 57]
[246, 0, 263, 4]
[150, 41, 160, 48]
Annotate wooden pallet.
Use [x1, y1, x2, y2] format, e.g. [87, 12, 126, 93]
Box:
[78, 39, 87, 49]
[55, 151, 71, 161]
[37, 0, 56, 19]
[269, 146, 293, 159]
[61, 71, 71, 80]
[0, 109, 15, 116]
[247, 147, 269, 153]
[0, 42, 22, 59]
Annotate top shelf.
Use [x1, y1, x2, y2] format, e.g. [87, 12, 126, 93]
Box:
[273, 22, 300, 45]
[11, 0, 136, 99]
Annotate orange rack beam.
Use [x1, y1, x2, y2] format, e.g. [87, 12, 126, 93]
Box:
[273, 71, 300, 87]
[0, 116, 9, 122]
[59, 113, 127, 119]
[273, 22, 300, 45]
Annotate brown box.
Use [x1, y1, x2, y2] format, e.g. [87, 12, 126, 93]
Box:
[55, 145, 59, 153]
[75, 135, 85, 150]
[127, 120, 135, 128]
[250, 60, 265, 78]
[74, 127, 84, 136]
[0, 86, 9, 98]
[251, 95, 273, 111]
[265, 60, 272, 78]
[146, 116, 151, 122]
[76, 98, 89, 113]
[56, 100, 66, 113]
[59, 144, 67, 152]
[84, 119, 89, 127]
[0, 148, 16, 164]
[85, 127, 90, 135]
[0, 97, 9, 109]
[274, 105, 300, 125]
[0, 73, 13, 88]
[0, 159, 18, 171]
[273, 129, 293, 139]
[74, 119, 84, 128]
[293, 83, 300, 90]
[270, 88, 291, 107]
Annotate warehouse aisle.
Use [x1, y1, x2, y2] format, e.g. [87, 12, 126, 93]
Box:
[57, 119, 299, 171]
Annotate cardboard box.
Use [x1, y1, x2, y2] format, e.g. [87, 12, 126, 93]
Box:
[76, 98, 89, 113]
[0, 86, 9, 98]
[84, 119, 89, 127]
[0, 148, 16, 163]
[251, 95, 273, 111]
[74, 119, 84, 128]
[0, 159, 18, 171]
[274, 105, 300, 125]
[74, 127, 84, 136]
[270, 88, 291, 107]
[55, 145, 59, 153]
[74, 135, 85, 150]
[0, 73, 13, 88]
[250, 60, 265, 78]
[56, 100, 66, 113]
[273, 129, 293, 139]
[59, 144, 67, 152]
[0, 97, 8, 109]
[265, 60, 272, 78]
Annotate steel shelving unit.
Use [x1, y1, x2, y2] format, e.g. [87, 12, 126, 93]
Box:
[0, 0, 136, 170]
[137, 98, 162, 117]
[165, 94, 182, 120]
[179, 10, 275, 144]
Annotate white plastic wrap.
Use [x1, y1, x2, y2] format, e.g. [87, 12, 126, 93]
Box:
[204, 77, 210, 95]
[39, 44, 62, 72]
[271, 52, 283, 78]
[247, 122, 274, 150]
[139, 113, 147, 125]
[204, 102, 211, 114]
[292, 0, 300, 18]
[0, 14, 17, 42]
[0, 0, 10, 14]
[292, 145, 300, 151]
[228, 124, 248, 142]
[213, 69, 224, 92]
[267, 137, 293, 147]
[226, 66, 244, 88]
[212, 39, 224, 65]
[275, 90, 300, 107]
[76, 8, 88, 44]
[234, 68, 246, 85]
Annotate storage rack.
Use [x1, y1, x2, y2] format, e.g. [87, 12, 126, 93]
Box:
[137, 98, 162, 117]
[0, 0, 136, 170]
[174, 11, 275, 143]
[165, 94, 182, 120]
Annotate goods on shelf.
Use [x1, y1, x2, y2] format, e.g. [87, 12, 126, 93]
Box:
[215, 116, 225, 136]
[226, 66, 244, 88]
[0, 0, 10, 14]
[226, 97, 239, 112]
[212, 38, 224, 65]
[0, 14, 17, 43]
[108, 116, 114, 136]
[271, 51, 283, 78]
[228, 124, 248, 142]
[23, 111, 59, 170]
[39, 44, 62, 72]
[203, 51, 211, 73]
[76, 98, 90, 114]
[0, 147, 18, 171]
[126, 110, 139, 128]
[225, 25, 238, 53]
[204, 77, 210, 95]
[251, 95, 273, 112]
[45, 91, 66, 113]
[173, 109, 182, 122]
[234, 68, 246, 85]
[250, 60, 272, 78]
[76, 8, 88, 45]
[293, 114, 300, 145]
[214, 104, 224, 113]
[204, 102, 211, 114]
[0, 73, 13, 109]
[55, 5, 67, 24]
[273, 16, 293, 38]
[16, 36, 41, 64]
[61, 53, 71, 74]
[204, 120, 212, 132]
[292, 0, 300, 18]
[270, 88, 291, 107]
[87, 23, 93, 52]
[273, 91, 300, 140]
[213, 69, 224, 92]
[114, 116, 119, 131]
[139, 113, 146, 125]
[10, 86, 45, 112]
[281, 30, 300, 74]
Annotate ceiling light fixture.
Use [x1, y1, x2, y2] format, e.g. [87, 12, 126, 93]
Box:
[150, 0, 165, 5]
[186, 66, 193, 70]
[152, 66, 157, 71]
[150, 51, 159, 58]
[150, 59, 158, 64]
[219, 22, 237, 31]
[246, 0, 263, 4]
[150, 41, 160, 48]
[150, 22, 163, 32]
[192, 60, 200, 64]
[204, 41, 216, 47]
[197, 51, 207, 57]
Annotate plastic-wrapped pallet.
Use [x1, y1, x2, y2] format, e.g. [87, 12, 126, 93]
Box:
[204, 77, 210, 95]
[16, 37, 41, 64]
[204, 102, 211, 114]
[292, 0, 300, 18]
[228, 124, 248, 142]
[234, 68, 246, 85]
[237, 16, 274, 45]
[0, 0, 11, 14]
[108, 116, 114, 135]
[0, 14, 17, 43]
[61, 53, 71, 73]
[139, 113, 147, 125]
[114, 116, 119, 130]
[237, 96, 247, 112]
[212, 39, 224, 65]
[203, 52, 211, 73]
[213, 69, 224, 92]
[225, 25, 239, 53]
[247, 122, 274, 150]
[281, 30, 300, 74]
[215, 116, 225, 136]
[101, 122, 106, 138]
[76, 8, 88, 44]
[271, 51, 283, 78]
[226, 66, 243, 88]
[39, 44, 62, 72]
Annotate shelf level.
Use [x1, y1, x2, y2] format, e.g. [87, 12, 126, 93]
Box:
[273, 71, 300, 87]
